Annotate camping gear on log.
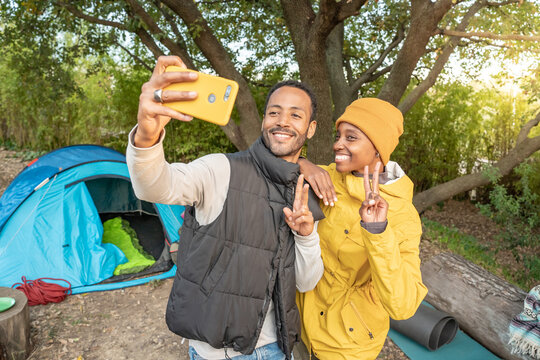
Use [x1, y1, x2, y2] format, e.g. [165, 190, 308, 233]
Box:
[0, 298, 15, 313]
[421, 251, 527, 360]
[390, 302, 458, 351]
[0, 145, 184, 294]
[508, 285, 540, 359]
[0, 287, 30, 360]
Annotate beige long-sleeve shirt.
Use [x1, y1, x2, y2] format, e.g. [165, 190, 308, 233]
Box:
[126, 127, 323, 359]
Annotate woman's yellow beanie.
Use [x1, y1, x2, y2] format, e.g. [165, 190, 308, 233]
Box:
[335, 98, 403, 165]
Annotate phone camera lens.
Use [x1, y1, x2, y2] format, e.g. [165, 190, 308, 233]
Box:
[208, 94, 216, 103]
[224, 85, 231, 101]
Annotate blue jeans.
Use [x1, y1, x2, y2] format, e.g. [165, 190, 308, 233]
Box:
[188, 342, 292, 360]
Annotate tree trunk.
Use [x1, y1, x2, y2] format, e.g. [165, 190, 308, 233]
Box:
[0, 288, 31, 360]
[300, 48, 337, 165]
[326, 23, 354, 120]
[421, 252, 526, 360]
[280, 0, 347, 164]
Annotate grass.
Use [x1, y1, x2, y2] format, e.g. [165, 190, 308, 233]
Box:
[147, 279, 164, 289]
[421, 218, 534, 290]
[15, 149, 48, 162]
[1, 142, 46, 160]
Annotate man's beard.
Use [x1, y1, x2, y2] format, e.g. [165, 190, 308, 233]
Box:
[262, 126, 308, 158]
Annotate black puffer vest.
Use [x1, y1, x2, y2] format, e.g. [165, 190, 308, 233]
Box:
[165, 137, 323, 358]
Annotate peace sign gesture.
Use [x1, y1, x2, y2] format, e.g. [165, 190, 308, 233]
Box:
[359, 162, 388, 223]
[283, 174, 315, 236]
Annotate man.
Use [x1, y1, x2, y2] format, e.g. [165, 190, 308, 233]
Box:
[127, 56, 324, 360]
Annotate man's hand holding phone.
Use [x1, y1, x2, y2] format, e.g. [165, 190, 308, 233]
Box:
[134, 55, 198, 148]
[135, 55, 239, 148]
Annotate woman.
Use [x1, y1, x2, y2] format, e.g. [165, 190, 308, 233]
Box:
[296, 98, 428, 359]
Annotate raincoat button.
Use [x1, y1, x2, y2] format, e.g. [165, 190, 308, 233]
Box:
[320, 311, 324, 316]
[349, 327, 354, 331]
[344, 229, 349, 234]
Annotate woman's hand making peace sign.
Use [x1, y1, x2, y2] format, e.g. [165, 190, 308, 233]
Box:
[283, 174, 315, 236]
[359, 162, 389, 223]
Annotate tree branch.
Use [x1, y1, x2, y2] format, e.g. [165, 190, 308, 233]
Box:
[457, 37, 507, 49]
[54, 1, 165, 59]
[196, 0, 236, 4]
[337, 0, 369, 22]
[378, 0, 455, 105]
[310, 0, 340, 46]
[54, 1, 127, 30]
[486, 0, 521, 6]
[437, 29, 540, 42]
[344, 56, 355, 84]
[327, 1, 395, 119]
[134, 27, 165, 58]
[152, 0, 197, 69]
[351, 25, 405, 93]
[311, 0, 367, 43]
[517, 111, 540, 144]
[115, 41, 153, 71]
[152, 0, 197, 68]
[369, 65, 393, 82]
[399, 0, 486, 114]
[153, 0, 181, 39]
[125, 0, 196, 67]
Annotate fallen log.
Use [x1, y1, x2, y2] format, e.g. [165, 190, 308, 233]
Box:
[421, 252, 527, 360]
[0, 287, 31, 360]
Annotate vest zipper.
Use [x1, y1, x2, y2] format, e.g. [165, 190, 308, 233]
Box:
[224, 345, 232, 359]
[349, 301, 374, 340]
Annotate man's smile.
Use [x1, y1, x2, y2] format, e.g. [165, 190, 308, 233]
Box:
[269, 128, 296, 141]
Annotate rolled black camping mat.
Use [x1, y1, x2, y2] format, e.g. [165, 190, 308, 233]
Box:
[390, 303, 458, 351]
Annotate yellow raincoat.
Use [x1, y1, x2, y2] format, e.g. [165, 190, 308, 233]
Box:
[297, 162, 428, 359]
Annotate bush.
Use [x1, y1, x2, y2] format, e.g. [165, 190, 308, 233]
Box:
[0, 51, 236, 160]
[477, 162, 540, 285]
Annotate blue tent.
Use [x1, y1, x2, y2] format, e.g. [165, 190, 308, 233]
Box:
[0, 145, 183, 294]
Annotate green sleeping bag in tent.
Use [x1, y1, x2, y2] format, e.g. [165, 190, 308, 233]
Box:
[102, 217, 155, 275]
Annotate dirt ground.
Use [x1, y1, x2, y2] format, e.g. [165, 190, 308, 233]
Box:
[0, 148, 502, 360]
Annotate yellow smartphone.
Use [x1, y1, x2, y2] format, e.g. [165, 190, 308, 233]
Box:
[163, 66, 239, 126]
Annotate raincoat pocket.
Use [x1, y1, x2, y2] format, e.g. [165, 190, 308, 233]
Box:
[341, 301, 375, 344]
[340, 291, 388, 345]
